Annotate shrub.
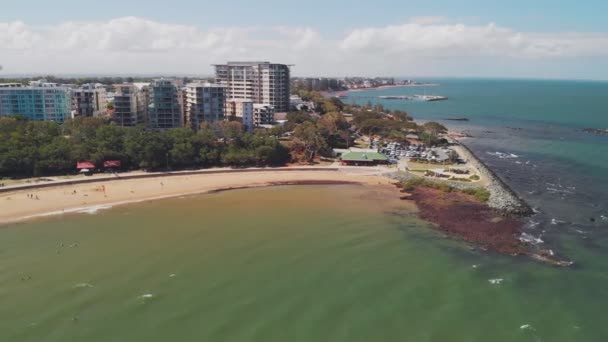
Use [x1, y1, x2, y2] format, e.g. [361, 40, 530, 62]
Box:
[462, 188, 491, 202]
[402, 177, 491, 202]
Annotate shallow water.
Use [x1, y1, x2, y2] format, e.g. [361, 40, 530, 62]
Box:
[1, 185, 607, 341]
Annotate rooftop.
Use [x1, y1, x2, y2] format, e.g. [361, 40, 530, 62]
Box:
[340, 152, 388, 162]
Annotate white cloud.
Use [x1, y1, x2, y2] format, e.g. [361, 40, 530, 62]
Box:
[1, 16, 608, 78]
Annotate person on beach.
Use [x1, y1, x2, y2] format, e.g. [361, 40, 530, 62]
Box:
[101, 185, 107, 197]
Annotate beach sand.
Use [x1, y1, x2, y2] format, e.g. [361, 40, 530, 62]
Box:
[0, 169, 394, 225]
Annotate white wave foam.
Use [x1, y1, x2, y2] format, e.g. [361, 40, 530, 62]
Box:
[487, 151, 519, 159]
[73, 283, 94, 289]
[75, 204, 114, 215]
[526, 220, 540, 228]
[520, 324, 535, 331]
[9, 192, 203, 224]
[138, 293, 155, 302]
[551, 218, 566, 225]
[169, 273, 177, 278]
[600, 215, 608, 221]
[520, 233, 544, 244]
[489, 278, 504, 285]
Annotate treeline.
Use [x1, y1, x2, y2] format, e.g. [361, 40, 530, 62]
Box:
[0, 117, 290, 178]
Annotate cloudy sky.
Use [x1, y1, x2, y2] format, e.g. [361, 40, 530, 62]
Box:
[2, 0, 608, 79]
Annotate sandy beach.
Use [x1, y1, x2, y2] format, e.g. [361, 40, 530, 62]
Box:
[0, 168, 394, 225]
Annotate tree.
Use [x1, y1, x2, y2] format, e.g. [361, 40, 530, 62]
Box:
[422, 122, 448, 145]
[294, 121, 327, 162]
[166, 128, 197, 168]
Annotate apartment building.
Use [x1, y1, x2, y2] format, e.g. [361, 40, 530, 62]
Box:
[253, 104, 275, 127]
[0, 81, 72, 123]
[112, 83, 148, 127]
[185, 82, 226, 129]
[214, 61, 291, 112]
[71, 83, 107, 118]
[148, 79, 182, 129]
[226, 99, 254, 132]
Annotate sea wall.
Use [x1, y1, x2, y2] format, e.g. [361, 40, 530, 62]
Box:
[452, 143, 534, 216]
[388, 144, 533, 216]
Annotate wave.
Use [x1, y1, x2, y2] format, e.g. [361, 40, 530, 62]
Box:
[75, 204, 114, 215]
[520, 233, 544, 244]
[486, 151, 520, 159]
[488, 278, 504, 285]
[73, 283, 94, 289]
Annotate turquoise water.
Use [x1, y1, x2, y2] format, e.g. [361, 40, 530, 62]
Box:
[346, 79, 608, 257]
[1, 185, 607, 341]
[1, 79, 607, 341]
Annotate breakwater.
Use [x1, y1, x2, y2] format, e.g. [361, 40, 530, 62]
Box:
[455, 143, 534, 216]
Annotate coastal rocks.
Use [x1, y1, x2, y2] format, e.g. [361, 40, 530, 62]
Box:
[457, 145, 534, 216]
[582, 128, 608, 136]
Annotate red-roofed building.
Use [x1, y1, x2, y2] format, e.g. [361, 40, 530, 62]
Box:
[103, 160, 121, 168]
[76, 161, 95, 169]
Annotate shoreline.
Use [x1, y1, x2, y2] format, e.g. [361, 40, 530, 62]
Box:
[0, 168, 393, 226]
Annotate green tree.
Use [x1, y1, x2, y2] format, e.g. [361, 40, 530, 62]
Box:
[294, 121, 327, 162]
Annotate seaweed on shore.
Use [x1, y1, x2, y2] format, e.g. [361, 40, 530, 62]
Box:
[394, 179, 572, 267]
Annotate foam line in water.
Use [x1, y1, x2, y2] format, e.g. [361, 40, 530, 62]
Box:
[488, 278, 504, 285]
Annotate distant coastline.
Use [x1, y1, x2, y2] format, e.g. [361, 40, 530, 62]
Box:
[344, 83, 440, 93]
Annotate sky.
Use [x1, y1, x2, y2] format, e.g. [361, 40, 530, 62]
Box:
[2, 0, 608, 79]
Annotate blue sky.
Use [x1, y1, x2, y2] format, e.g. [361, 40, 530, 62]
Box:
[3, 0, 607, 32]
[2, 0, 608, 79]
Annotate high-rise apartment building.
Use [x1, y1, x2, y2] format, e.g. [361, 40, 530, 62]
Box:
[112, 84, 148, 127]
[185, 82, 226, 129]
[214, 62, 291, 112]
[148, 79, 182, 129]
[71, 83, 107, 118]
[0, 81, 72, 123]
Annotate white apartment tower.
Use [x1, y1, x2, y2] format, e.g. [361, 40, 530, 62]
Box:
[71, 84, 107, 118]
[185, 82, 226, 129]
[214, 62, 291, 113]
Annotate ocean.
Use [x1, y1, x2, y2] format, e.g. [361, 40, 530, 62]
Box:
[345, 78, 608, 260]
[1, 184, 606, 341]
[1, 79, 608, 341]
